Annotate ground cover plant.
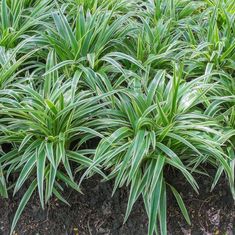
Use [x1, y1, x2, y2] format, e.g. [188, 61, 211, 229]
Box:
[0, 0, 234, 234]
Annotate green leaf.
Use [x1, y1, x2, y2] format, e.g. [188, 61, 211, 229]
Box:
[0, 164, 8, 198]
[14, 155, 36, 194]
[10, 180, 37, 235]
[158, 181, 167, 235]
[36, 148, 46, 209]
[1, 0, 10, 30]
[148, 173, 163, 235]
[169, 184, 191, 225]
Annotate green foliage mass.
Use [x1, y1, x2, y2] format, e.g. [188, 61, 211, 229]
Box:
[0, 0, 234, 234]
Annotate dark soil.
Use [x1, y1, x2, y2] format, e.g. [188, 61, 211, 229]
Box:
[0, 172, 234, 235]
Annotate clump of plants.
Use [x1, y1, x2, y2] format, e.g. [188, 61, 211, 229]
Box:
[0, 0, 234, 235]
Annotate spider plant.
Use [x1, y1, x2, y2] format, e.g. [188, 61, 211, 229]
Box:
[182, 1, 235, 76]
[43, 7, 134, 76]
[83, 65, 232, 235]
[140, 0, 206, 23]
[127, 17, 183, 70]
[0, 0, 53, 48]
[0, 37, 40, 89]
[205, 72, 235, 199]
[59, 0, 135, 14]
[0, 51, 109, 233]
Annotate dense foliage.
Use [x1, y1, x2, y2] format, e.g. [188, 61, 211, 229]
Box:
[0, 0, 234, 234]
